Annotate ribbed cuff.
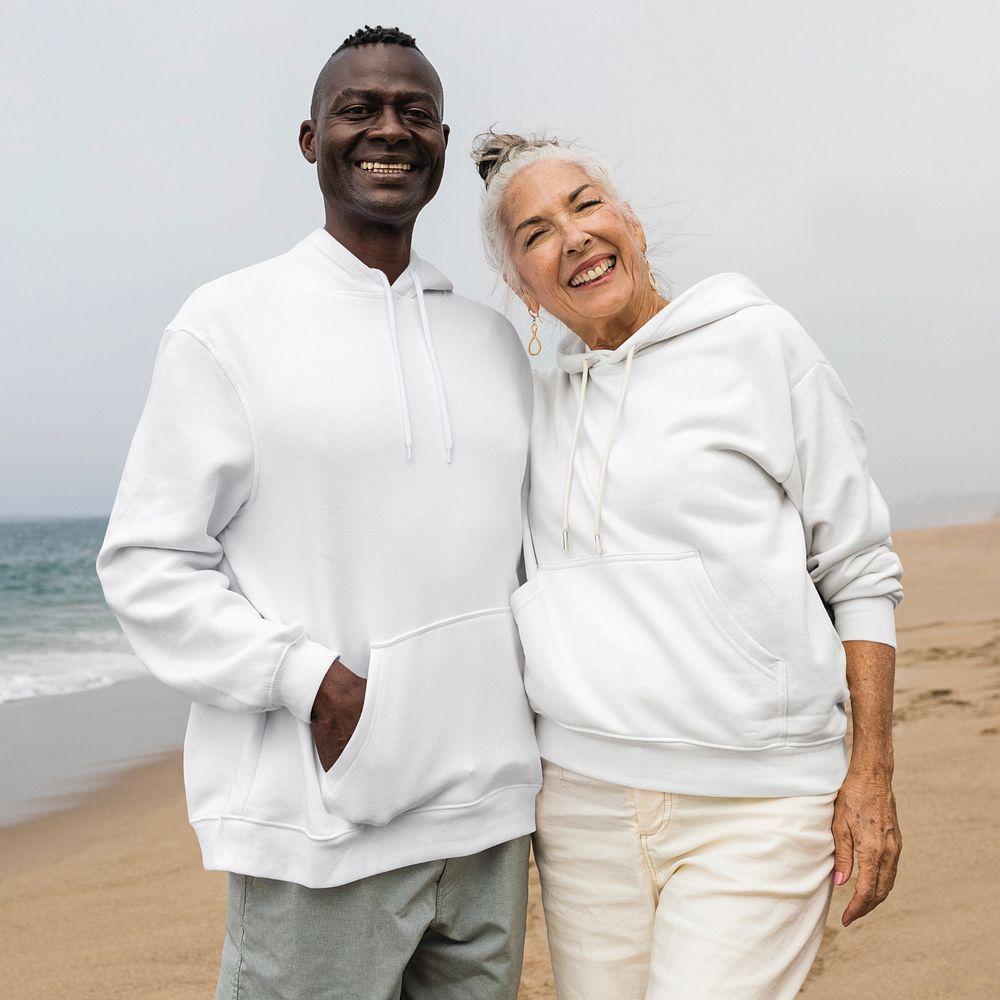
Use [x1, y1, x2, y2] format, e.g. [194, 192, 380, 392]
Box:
[832, 596, 897, 647]
[271, 635, 339, 722]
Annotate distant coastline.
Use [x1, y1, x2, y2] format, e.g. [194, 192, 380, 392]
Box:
[5, 490, 1000, 530]
[886, 492, 1000, 531]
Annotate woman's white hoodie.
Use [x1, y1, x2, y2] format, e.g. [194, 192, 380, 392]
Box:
[512, 274, 902, 796]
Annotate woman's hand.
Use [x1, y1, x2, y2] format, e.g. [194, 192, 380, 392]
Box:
[832, 769, 902, 925]
[834, 639, 902, 926]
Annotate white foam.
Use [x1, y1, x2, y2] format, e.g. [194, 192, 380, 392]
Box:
[0, 651, 148, 705]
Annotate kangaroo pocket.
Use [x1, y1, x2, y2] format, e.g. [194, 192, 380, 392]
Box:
[316, 607, 540, 827]
[511, 552, 787, 750]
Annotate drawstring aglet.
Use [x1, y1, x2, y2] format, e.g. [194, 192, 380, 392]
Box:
[562, 529, 569, 551]
[594, 533, 604, 556]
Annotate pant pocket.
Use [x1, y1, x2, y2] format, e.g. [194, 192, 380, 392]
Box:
[316, 607, 540, 826]
[511, 552, 786, 750]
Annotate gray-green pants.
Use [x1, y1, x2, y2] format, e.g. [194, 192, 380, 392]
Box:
[215, 836, 530, 1000]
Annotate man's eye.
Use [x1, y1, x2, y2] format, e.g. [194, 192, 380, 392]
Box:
[404, 108, 435, 121]
[342, 105, 372, 116]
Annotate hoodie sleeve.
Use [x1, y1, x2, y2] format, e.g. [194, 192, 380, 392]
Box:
[97, 328, 336, 721]
[781, 361, 903, 647]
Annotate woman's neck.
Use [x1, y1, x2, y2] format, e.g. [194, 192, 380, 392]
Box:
[576, 288, 670, 352]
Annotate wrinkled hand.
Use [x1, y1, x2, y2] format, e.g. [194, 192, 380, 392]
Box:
[311, 660, 367, 772]
[832, 771, 902, 926]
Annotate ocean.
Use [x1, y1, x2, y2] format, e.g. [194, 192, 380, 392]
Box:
[2, 495, 999, 708]
[0, 517, 145, 705]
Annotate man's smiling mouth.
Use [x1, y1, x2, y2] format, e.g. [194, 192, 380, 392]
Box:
[569, 256, 616, 288]
[358, 161, 414, 173]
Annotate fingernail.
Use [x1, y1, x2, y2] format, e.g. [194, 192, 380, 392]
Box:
[833, 871, 848, 886]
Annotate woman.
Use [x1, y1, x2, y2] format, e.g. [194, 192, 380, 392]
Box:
[472, 134, 903, 1000]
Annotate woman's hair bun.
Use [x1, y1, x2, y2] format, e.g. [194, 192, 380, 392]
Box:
[471, 132, 560, 188]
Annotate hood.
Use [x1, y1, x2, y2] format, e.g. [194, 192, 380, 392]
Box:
[302, 227, 453, 295]
[551, 273, 774, 555]
[556, 272, 772, 373]
[300, 228, 456, 463]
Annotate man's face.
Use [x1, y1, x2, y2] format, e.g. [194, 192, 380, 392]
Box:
[300, 44, 449, 229]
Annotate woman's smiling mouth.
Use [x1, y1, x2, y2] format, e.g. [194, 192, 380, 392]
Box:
[569, 256, 616, 288]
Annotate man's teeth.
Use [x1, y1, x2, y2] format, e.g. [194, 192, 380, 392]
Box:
[359, 161, 412, 173]
[569, 257, 615, 287]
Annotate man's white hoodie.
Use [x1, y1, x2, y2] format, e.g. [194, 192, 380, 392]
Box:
[512, 274, 902, 796]
[98, 230, 540, 888]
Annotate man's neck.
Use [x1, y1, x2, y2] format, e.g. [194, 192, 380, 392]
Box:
[323, 212, 414, 285]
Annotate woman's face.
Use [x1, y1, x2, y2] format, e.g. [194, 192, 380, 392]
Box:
[501, 159, 650, 342]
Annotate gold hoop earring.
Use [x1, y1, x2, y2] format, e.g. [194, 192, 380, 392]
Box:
[643, 252, 657, 291]
[527, 309, 542, 356]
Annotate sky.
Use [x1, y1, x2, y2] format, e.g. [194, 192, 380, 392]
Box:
[2, 0, 998, 517]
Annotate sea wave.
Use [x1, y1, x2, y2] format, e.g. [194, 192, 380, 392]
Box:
[0, 651, 148, 706]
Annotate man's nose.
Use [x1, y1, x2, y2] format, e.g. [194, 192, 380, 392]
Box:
[368, 106, 409, 143]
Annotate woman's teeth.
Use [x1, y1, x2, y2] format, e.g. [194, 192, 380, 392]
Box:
[359, 162, 412, 173]
[569, 257, 616, 287]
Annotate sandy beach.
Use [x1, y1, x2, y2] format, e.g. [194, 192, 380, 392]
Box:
[2, 520, 998, 999]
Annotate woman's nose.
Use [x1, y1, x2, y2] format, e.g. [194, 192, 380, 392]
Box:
[563, 226, 593, 255]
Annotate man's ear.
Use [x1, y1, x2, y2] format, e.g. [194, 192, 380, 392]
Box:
[299, 120, 317, 164]
[442, 123, 451, 148]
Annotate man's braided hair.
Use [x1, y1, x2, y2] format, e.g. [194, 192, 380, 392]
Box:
[334, 25, 419, 54]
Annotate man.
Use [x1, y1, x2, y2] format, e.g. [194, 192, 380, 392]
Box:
[98, 25, 540, 1000]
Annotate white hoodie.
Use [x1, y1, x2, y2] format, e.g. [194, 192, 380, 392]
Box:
[512, 274, 902, 797]
[98, 230, 540, 888]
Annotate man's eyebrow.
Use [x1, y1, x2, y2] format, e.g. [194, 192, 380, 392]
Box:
[331, 88, 379, 103]
[331, 88, 440, 107]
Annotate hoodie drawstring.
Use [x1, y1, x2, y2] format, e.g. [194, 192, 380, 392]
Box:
[561, 345, 637, 554]
[411, 271, 454, 463]
[377, 270, 453, 463]
[561, 360, 590, 550]
[593, 345, 636, 554]
[377, 271, 414, 461]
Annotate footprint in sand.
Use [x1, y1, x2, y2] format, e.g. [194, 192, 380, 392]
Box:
[895, 687, 974, 722]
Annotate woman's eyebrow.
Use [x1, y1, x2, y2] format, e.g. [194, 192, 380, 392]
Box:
[513, 185, 598, 236]
[514, 216, 545, 236]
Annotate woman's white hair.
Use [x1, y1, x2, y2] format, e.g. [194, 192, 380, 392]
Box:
[471, 133, 632, 296]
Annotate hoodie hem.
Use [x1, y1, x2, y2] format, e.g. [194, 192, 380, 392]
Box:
[536, 717, 848, 797]
[192, 783, 538, 889]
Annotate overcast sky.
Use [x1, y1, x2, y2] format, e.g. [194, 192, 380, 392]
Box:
[2, 0, 998, 517]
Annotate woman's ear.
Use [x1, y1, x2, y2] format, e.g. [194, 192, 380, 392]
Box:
[623, 203, 647, 253]
[504, 272, 539, 314]
[518, 291, 541, 314]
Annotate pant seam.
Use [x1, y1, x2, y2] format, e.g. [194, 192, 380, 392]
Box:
[639, 833, 663, 892]
[651, 792, 673, 837]
[232, 874, 250, 1000]
[630, 790, 662, 893]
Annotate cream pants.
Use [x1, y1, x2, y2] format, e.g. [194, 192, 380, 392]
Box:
[533, 761, 836, 1000]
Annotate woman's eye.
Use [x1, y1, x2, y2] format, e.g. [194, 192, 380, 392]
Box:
[576, 199, 602, 212]
[524, 229, 546, 249]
